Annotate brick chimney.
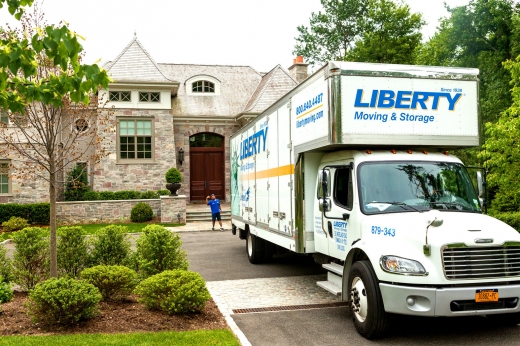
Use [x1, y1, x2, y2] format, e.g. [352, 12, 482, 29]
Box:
[288, 56, 309, 84]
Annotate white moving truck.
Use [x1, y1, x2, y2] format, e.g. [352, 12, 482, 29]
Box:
[230, 62, 520, 339]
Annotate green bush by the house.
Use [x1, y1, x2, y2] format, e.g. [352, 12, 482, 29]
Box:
[83, 189, 170, 201]
[27, 277, 101, 325]
[130, 202, 154, 223]
[1, 216, 29, 232]
[80, 265, 138, 301]
[57, 227, 89, 278]
[134, 270, 210, 314]
[488, 211, 520, 232]
[0, 203, 50, 224]
[0, 276, 13, 303]
[89, 225, 132, 266]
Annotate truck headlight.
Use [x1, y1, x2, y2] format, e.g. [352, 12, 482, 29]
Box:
[380, 255, 428, 276]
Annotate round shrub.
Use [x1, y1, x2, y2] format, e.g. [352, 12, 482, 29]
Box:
[57, 226, 89, 278]
[80, 265, 138, 301]
[165, 167, 182, 184]
[27, 277, 101, 326]
[90, 225, 132, 266]
[135, 225, 188, 278]
[12, 227, 49, 291]
[134, 270, 210, 314]
[2, 216, 29, 232]
[0, 276, 14, 303]
[130, 202, 153, 222]
[83, 191, 100, 201]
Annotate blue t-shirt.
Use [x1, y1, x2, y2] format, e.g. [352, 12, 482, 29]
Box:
[208, 199, 221, 214]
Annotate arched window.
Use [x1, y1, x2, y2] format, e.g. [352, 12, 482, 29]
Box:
[192, 80, 215, 93]
[189, 133, 223, 147]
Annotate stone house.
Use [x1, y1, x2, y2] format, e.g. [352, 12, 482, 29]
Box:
[0, 36, 308, 203]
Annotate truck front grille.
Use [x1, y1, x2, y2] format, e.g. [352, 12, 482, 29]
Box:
[442, 246, 520, 280]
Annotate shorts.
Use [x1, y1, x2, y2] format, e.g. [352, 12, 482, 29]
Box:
[212, 212, 221, 222]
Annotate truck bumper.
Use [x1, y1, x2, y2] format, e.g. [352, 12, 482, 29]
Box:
[379, 282, 520, 317]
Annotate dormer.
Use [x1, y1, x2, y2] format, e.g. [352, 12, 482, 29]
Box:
[185, 75, 221, 96]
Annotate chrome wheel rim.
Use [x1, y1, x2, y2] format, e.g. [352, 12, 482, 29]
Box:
[247, 232, 253, 257]
[350, 276, 368, 322]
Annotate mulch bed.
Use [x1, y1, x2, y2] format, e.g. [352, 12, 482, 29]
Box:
[0, 292, 228, 336]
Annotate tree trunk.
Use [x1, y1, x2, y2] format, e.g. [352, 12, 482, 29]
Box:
[49, 168, 57, 277]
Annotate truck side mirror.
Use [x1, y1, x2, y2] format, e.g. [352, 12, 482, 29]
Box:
[476, 171, 485, 198]
[317, 169, 331, 198]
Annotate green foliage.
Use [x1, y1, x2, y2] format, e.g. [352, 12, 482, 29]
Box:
[134, 270, 210, 314]
[90, 225, 132, 266]
[165, 167, 182, 184]
[0, 245, 14, 283]
[140, 190, 160, 199]
[346, 0, 424, 64]
[11, 227, 49, 290]
[64, 165, 90, 201]
[27, 277, 101, 326]
[0, 203, 50, 224]
[135, 225, 188, 278]
[80, 265, 138, 301]
[130, 202, 154, 223]
[99, 191, 116, 200]
[1, 216, 29, 232]
[157, 189, 170, 196]
[83, 191, 100, 201]
[0, 276, 14, 303]
[114, 190, 142, 200]
[57, 226, 89, 278]
[489, 211, 520, 231]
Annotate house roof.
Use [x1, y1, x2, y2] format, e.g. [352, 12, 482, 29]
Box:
[242, 65, 297, 114]
[104, 36, 178, 85]
[159, 63, 263, 117]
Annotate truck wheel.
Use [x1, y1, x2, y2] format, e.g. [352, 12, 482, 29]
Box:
[486, 312, 520, 326]
[348, 260, 389, 339]
[246, 229, 264, 264]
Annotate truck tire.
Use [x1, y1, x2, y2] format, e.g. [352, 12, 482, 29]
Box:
[348, 260, 389, 339]
[246, 229, 264, 264]
[486, 312, 520, 326]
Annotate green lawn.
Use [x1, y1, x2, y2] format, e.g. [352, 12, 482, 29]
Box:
[79, 222, 184, 235]
[0, 329, 239, 346]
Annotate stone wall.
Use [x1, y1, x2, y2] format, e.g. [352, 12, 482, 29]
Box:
[173, 123, 240, 202]
[94, 108, 176, 192]
[160, 195, 187, 223]
[56, 199, 161, 224]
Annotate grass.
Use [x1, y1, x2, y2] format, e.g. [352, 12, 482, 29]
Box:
[0, 329, 240, 346]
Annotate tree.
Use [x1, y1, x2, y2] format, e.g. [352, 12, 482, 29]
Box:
[0, 1, 111, 277]
[346, 0, 424, 64]
[293, 0, 369, 66]
[293, 0, 424, 67]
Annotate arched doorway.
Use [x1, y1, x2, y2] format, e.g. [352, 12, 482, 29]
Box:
[189, 132, 225, 201]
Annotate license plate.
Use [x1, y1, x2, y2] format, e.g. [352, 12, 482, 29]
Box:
[475, 289, 499, 302]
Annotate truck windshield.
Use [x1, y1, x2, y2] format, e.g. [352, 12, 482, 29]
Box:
[358, 162, 481, 214]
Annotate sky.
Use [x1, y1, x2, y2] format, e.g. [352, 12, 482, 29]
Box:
[0, 0, 470, 73]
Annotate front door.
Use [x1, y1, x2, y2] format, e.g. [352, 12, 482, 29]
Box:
[189, 133, 225, 201]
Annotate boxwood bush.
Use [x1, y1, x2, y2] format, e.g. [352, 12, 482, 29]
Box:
[80, 265, 138, 301]
[130, 202, 154, 223]
[0, 246, 13, 284]
[2, 216, 30, 232]
[27, 277, 101, 325]
[83, 191, 100, 201]
[90, 225, 132, 266]
[0, 276, 13, 303]
[134, 225, 188, 278]
[0, 203, 50, 224]
[57, 226, 89, 278]
[134, 270, 210, 314]
[489, 211, 520, 232]
[12, 227, 50, 290]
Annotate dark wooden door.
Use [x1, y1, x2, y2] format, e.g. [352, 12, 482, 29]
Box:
[189, 147, 225, 201]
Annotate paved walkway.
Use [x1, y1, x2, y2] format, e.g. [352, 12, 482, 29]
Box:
[167, 220, 232, 232]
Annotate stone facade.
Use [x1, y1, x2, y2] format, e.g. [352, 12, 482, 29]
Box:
[94, 108, 176, 192]
[0, 156, 50, 204]
[160, 195, 187, 223]
[56, 199, 161, 224]
[174, 123, 240, 202]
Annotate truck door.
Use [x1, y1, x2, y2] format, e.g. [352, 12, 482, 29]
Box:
[316, 165, 354, 260]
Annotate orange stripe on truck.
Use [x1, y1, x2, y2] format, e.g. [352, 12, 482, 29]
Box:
[241, 164, 294, 181]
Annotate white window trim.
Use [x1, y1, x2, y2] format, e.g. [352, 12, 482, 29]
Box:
[116, 117, 155, 164]
[185, 75, 221, 96]
[109, 91, 132, 102]
[138, 91, 161, 103]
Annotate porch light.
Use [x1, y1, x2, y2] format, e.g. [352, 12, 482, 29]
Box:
[178, 147, 185, 165]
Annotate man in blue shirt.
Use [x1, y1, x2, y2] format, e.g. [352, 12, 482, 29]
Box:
[206, 194, 224, 231]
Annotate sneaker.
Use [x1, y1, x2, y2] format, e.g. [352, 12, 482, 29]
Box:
[220, 227, 224, 232]
[212, 227, 215, 231]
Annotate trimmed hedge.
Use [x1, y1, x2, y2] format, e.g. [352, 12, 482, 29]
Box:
[0, 203, 50, 225]
[79, 190, 168, 201]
